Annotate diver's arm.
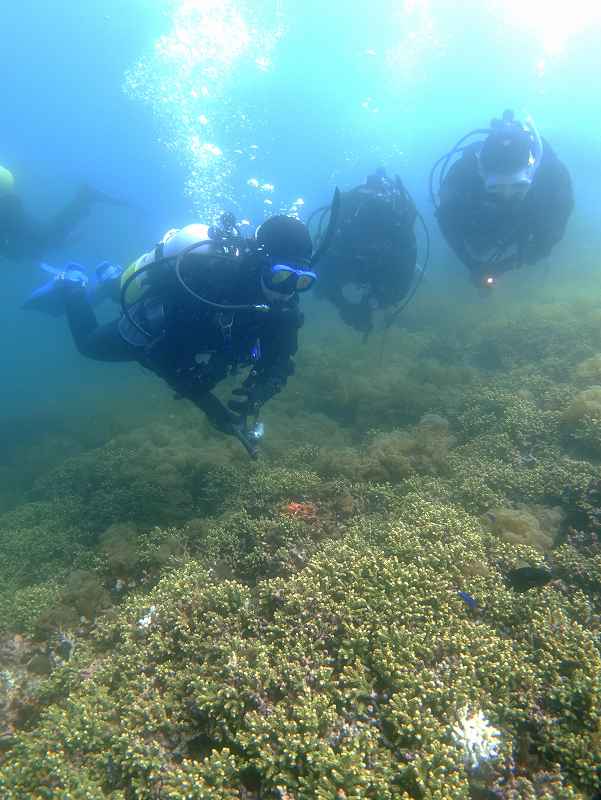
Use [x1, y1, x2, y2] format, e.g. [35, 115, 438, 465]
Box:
[255, 306, 301, 395]
[229, 307, 301, 417]
[437, 173, 480, 272]
[178, 377, 259, 457]
[163, 351, 231, 431]
[437, 212, 480, 273]
[188, 389, 259, 456]
[191, 390, 241, 433]
[384, 228, 418, 307]
[247, 328, 298, 412]
[523, 159, 574, 264]
[160, 353, 254, 455]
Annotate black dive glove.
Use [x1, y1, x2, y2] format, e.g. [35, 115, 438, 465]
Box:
[196, 391, 260, 459]
[228, 372, 283, 417]
[196, 392, 241, 434]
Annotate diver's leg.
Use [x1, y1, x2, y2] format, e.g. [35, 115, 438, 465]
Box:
[65, 288, 134, 362]
[47, 185, 102, 247]
[46, 184, 124, 249]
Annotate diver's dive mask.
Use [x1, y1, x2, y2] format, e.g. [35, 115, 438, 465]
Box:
[482, 171, 533, 200]
[478, 116, 543, 201]
[264, 263, 317, 294]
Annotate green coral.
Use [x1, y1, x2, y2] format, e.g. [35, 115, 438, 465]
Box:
[3, 275, 601, 797]
[573, 353, 601, 384]
[314, 417, 453, 484]
[483, 505, 561, 553]
[0, 582, 63, 638]
[1, 495, 599, 798]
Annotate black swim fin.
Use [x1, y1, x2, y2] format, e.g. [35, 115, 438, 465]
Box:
[77, 183, 132, 209]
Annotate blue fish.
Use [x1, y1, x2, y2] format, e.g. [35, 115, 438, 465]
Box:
[457, 591, 478, 610]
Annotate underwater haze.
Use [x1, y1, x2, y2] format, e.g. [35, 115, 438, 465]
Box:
[1, 0, 600, 420]
[1, 1, 601, 797]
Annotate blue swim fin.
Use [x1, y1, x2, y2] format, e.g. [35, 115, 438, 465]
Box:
[22, 262, 88, 316]
[87, 261, 123, 303]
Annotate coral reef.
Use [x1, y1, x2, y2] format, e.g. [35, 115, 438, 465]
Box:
[2, 279, 601, 796]
[483, 505, 561, 554]
[1, 494, 599, 798]
[314, 415, 454, 484]
[561, 386, 601, 455]
[574, 354, 601, 385]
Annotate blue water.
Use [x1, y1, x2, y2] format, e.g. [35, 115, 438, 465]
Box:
[1, 0, 600, 420]
[3, 6, 601, 792]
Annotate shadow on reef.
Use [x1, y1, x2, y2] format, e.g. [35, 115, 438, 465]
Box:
[0, 275, 601, 797]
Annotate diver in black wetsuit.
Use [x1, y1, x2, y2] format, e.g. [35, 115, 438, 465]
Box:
[0, 163, 121, 264]
[432, 110, 573, 287]
[312, 168, 419, 334]
[54, 214, 320, 457]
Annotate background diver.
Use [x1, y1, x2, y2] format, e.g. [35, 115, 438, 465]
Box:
[24, 212, 333, 458]
[0, 162, 125, 264]
[310, 167, 425, 335]
[431, 109, 573, 287]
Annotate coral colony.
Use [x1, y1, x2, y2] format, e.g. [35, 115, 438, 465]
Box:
[2, 279, 601, 797]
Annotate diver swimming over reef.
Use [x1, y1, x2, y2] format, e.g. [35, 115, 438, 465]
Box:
[0, 163, 126, 264]
[430, 110, 574, 287]
[310, 168, 426, 334]
[23, 212, 328, 458]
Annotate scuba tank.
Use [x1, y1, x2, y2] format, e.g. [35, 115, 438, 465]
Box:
[120, 223, 218, 306]
[120, 217, 270, 341]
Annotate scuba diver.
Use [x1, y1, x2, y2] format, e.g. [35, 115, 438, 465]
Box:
[430, 110, 573, 287]
[310, 168, 425, 335]
[0, 163, 124, 264]
[23, 212, 330, 458]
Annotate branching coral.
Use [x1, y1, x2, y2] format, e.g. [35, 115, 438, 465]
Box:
[484, 505, 561, 554]
[313, 415, 454, 486]
[561, 386, 601, 455]
[0, 495, 599, 798]
[3, 275, 601, 798]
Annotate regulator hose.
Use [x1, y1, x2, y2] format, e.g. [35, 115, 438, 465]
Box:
[120, 241, 270, 340]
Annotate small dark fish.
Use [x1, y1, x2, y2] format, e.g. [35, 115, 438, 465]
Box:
[458, 591, 478, 610]
[505, 566, 553, 593]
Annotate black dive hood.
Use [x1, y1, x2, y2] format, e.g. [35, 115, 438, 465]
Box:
[429, 110, 543, 211]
